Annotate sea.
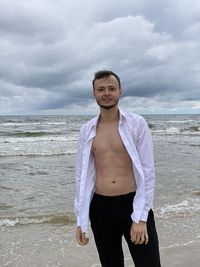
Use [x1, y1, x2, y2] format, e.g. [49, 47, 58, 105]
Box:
[0, 113, 200, 267]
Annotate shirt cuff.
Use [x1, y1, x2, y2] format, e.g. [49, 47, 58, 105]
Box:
[76, 216, 81, 227]
[140, 208, 149, 222]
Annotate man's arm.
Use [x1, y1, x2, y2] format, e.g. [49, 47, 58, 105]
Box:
[130, 116, 155, 245]
[74, 129, 90, 245]
[74, 130, 84, 228]
[136, 116, 155, 221]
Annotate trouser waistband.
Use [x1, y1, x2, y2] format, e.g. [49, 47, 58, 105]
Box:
[93, 191, 136, 201]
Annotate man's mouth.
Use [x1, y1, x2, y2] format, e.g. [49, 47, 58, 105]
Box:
[102, 98, 112, 101]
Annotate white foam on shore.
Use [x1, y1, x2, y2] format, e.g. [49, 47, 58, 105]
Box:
[155, 198, 200, 219]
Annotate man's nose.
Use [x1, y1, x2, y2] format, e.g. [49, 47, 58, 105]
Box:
[104, 88, 110, 95]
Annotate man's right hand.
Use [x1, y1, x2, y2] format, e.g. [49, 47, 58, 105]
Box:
[76, 226, 89, 246]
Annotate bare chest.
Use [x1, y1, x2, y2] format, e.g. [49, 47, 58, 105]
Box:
[92, 125, 126, 154]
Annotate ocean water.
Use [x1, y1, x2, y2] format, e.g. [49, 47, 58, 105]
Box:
[0, 114, 200, 267]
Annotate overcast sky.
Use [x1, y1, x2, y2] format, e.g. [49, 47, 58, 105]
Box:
[0, 0, 200, 115]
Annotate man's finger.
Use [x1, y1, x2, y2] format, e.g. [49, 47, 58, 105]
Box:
[145, 232, 149, 245]
[82, 233, 89, 245]
[134, 234, 139, 244]
[76, 234, 83, 245]
[138, 234, 145, 244]
[130, 230, 136, 243]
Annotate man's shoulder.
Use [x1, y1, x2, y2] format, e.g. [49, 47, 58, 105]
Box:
[80, 115, 98, 133]
[121, 109, 145, 122]
[82, 116, 98, 127]
[121, 110, 149, 133]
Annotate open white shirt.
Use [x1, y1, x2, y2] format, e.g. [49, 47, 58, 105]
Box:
[74, 108, 155, 232]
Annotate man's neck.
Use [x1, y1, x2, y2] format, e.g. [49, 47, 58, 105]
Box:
[99, 106, 119, 123]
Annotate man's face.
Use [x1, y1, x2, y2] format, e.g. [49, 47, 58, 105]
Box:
[93, 75, 122, 109]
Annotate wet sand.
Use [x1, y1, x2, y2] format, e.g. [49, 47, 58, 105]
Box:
[1, 223, 199, 267]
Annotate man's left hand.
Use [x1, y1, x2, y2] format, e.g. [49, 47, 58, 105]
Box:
[130, 221, 149, 245]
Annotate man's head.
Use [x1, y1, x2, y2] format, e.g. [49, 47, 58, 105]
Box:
[92, 70, 122, 110]
[92, 70, 121, 91]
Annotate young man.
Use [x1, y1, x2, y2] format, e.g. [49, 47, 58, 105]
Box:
[74, 70, 161, 267]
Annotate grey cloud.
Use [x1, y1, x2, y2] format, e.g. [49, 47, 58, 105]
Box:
[0, 0, 200, 114]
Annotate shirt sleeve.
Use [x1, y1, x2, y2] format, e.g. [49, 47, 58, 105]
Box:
[74, 130, 84, 227]
[136, 117, 155, 222]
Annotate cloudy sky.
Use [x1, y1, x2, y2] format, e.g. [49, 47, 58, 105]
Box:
[0, 0, 200, 115]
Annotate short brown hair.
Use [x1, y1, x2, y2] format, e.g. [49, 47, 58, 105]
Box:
[92, 70, 121, 90]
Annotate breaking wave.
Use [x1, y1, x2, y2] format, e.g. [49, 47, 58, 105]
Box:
[0, 131, 63, 138]
[155, 197, 200, 219]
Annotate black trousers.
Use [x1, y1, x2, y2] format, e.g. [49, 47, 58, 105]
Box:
[89, 192, 161, 267]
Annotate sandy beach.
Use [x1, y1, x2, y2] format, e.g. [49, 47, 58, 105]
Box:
[1, 221, 200, 267]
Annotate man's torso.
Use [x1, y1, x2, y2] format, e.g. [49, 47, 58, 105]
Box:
[92, 120, 136, 196]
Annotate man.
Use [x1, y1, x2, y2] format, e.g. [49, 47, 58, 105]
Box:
[74, 70, 161, 267]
